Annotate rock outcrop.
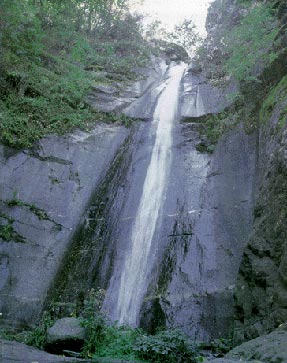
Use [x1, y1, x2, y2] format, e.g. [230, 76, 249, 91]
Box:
[0, 57, 170, 330]
[233, 87, 287, 343]
[227, 323, 287, 362]
[87, 57, 167, 117]
[157, 69, 256, 341]
[0, 124, 129, 328]
[0, 339, 87, 363]
[196, 0, 287, 347]
[46, 317, 86, 354]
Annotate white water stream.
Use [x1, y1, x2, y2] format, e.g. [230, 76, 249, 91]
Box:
[115, 62, 187, 326]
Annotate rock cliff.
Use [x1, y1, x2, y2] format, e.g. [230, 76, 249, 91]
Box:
[201, 0, 287, 346]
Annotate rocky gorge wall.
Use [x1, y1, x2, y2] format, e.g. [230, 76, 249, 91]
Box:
[0, 58, 167, 329]
[1, 2, 287, 356]
[155, 65, 256, 341]
[201, 0, 287, 345]
[0, 125, 129, 328]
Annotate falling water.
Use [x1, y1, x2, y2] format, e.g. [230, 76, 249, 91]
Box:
[114, 62, 187, 326]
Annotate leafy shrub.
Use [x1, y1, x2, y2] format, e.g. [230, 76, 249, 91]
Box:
[80, 288, 141, 360]
[224, 3, 279, 82]
[133, 329, 199, 363]
[24, 310, 55, 349]
[0, 1, 152, 149]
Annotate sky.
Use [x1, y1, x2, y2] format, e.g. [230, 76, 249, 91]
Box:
[129, 0, 214, 37]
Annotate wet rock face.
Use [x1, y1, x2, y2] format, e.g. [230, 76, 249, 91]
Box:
[180, 66, 236, 119]
[159, 122, 256, 342]
[199, 0, 287, 346]
[234, 119, 287, 343]
[87, 57, 167, 116]
[0, 124, 129, 328]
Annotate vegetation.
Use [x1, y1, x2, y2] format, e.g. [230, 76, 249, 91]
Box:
[224, 2, 280, 82]
[133, 329, 199, 363]
[0, 0, 152, 148]
[79, 289, 201, 361]
[191, 0, 285, 146]
[165, 19, 201, 57]
[0, 212, 25, 242]
[6, 197, 49, 220]
[0, 288, 214, 362]
[260, 74, 287, 127]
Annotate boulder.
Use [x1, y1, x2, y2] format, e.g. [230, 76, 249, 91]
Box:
[207, 360, 263, 363]
[0, 339, 88, 363]
[227, 324, 287, 362]
[46, 317, 86, 354]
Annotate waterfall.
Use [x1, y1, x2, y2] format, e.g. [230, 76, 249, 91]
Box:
[109, 62, 187, 327]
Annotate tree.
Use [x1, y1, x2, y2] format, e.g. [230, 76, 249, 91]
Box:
[165, 19, 202, 56]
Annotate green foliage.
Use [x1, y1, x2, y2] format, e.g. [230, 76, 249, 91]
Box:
[190, 109, 240, 153]
[0, 0, 151, 149]
[80, 288, 141, 360]
[165, 19, 202, 56]
[224, 3, 279, 82]
[4, 288, 228, 363]
[260, 75, 287, 127]
[0, 223, 23, 243]
[25, 311, 55, 349]
[133, 329, 199, 363]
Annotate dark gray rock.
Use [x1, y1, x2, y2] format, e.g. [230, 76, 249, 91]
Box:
[0, 339, 88, 363]
[46, 318, 86, 353]
[0, 124, 129, 328]
[207, 360, 262, 363]
[233, 121, 287, 343]
[207, 358, 262, 363]
[1, 339, 143, 363]
[161, 122, 256, 341]
[227, 324, 287, 363]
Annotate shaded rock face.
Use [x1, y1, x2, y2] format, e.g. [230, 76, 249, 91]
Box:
[233, 111, 287, 343]
[0, 125, 129, 328]
[200, 0, 287, 346]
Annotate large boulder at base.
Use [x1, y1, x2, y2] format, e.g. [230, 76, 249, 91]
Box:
[0, 339, 87, 363]
[46, 317, 86, 354]
[1, 339, 144, 363]
[226, 323, 287, 362]
[207, 360, 263, 363]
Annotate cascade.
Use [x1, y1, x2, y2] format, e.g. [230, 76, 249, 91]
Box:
[108, 62, 187, 327]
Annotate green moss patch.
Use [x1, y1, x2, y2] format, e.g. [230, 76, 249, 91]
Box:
[260, 75, 287, 127]
[0, 213, 25, 243]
